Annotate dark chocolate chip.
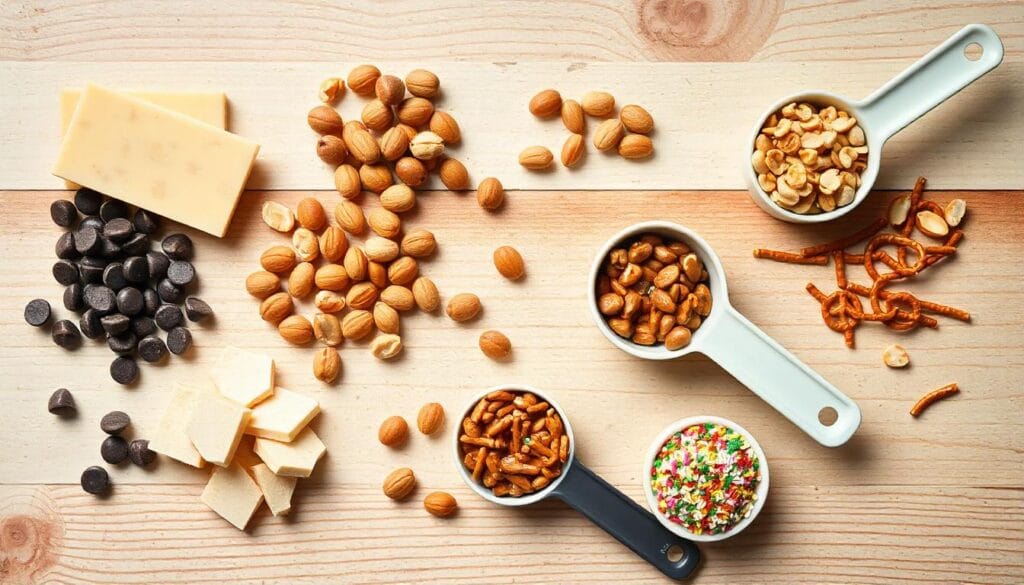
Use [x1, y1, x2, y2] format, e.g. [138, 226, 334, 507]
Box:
[146, 251, 170, 280]
[154, 304, 183, 330]
[157, 279, 185, 304]
[53, 259, 79, 285]
[137, 336, 168, 363]
[55, 232, 79, 260]
[98, 237, 122, 258]
[74, 188, 104, 215]
[167, 261, 195, 287]
[78, 256, 106, 284]
[110, 356, 139, 385]
[52, 319, 82, 349]
[50, 199, 78, 227]
[132, 209, 160, 234]
[123, 256, 149, 283]
[128, 439, 156, 467]
[184, 297, 213, 322]
[99, 199, 129, 222]
[48, 388, 76, 415]
[80, 466, 110, 495]
[73, 226, 101, 255]
[107, 331, 138, 355]
[116, 287, 144, 316]
[80, 309, 104, 339]
[161, 233, 193, 260]
[100, 410, 131, 434]
[101, 435, 129, 464]
[131, 317, 156, 337]
[143, 288, 160, 316]
[83, 284, 116, 314]
[100, 313, 131, 336]
[103, 218, 134, 242]
[63, 283, 84, 312]
[166, 326, 193, 355]
[79, 216, 105, 231]
[101, 262, 127, 291]
[121, 232, 149, 256]
[24, 299, 51, 326]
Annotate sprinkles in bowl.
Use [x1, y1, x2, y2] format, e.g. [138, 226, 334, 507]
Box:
[649, 422, 762, 537]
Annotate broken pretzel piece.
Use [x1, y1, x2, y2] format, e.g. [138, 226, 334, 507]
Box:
[910, 383, 959, 417]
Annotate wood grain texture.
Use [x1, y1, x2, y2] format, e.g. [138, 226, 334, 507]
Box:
[1, 189, 1022, 583]
[1, 0, 1021, 62]
[2, 483, 1022, 585]
[2, 60, 1022, 191]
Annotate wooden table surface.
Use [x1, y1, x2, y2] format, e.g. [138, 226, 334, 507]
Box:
[1, 2, 1023, 584]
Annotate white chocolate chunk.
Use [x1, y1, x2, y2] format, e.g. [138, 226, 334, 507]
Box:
[59, 88, 228, 190]
[246, 387, 320, 442]
[253, 427, 326, 478]
[251, 463, 298, 516]
[212, 346, 275, 407]
[148, 383, 211, 468]
[52, 84, 259, 237]
[187, 393, 251, 467]
[200, 463, 264, 530]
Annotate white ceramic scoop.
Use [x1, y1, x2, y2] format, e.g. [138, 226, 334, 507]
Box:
[745, 23, 1004, 223]
[589, 221, 861, 447]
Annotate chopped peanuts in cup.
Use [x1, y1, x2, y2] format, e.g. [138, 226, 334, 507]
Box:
[752, 102, 868, 215]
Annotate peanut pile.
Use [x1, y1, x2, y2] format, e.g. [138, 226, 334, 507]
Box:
[752, 102, 868, 214]
[250, 66, 526, 382]
[312, 66, 507, 211]
[522, 89, 655, 170]
[596, 233, 712, 350]
[249, 196, 446, 381]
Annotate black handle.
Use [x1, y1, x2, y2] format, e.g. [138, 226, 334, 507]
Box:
[550, 458, 701, 580]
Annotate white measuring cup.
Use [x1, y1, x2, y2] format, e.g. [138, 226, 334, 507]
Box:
[588, 221, 861, 447]
[745, 23, 1004, 223]
[454, 384, 702, 580]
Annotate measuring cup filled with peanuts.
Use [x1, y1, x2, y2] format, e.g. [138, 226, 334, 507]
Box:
[590, 221, 860, 447]
[745, 24, 1003, 222]
[453, 385, 701, 581]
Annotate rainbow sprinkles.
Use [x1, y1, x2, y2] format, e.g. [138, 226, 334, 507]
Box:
[649, 422, 761, 536]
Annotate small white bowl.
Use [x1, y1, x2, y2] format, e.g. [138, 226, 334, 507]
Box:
[642, 416, 769, 543]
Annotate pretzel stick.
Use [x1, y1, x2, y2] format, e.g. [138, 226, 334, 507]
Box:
[901, 177, 927, 238]
[806, 282, 828, 302]
[460, 435, 498, 448]
[833, 251, 847, 289]
[472, 447, 487, 481]
[799, 217, 887, 258]
[910, 383, 959, 417]
[470, 399, 488, 423]
[896, 177, 928, 264]
[487, 390, 515, 401]
[754, 249, 830, 265]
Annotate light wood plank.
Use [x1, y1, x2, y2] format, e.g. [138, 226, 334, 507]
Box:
[2, 483, 1022, 584]
[1, 1, 1021, 63]
[2, 190, 1021, 490]
[1, 61, 1021, 191]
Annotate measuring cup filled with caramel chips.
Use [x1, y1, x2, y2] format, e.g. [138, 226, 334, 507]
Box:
[453, 385, 701, 581]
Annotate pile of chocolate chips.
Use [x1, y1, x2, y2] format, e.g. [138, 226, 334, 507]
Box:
[24, 188, 213, 384]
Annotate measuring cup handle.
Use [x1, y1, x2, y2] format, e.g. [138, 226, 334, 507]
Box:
[858, 24, 1003, 143]
[550, 459, 701, 580]
[700, 306, 861, 447]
